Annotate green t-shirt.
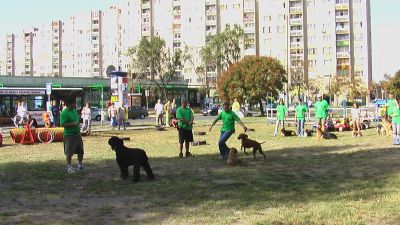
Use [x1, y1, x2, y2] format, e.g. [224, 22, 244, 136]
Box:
[315, 100, 330, 119]
[391, 107, 400, 123]
[176, 107, 193, 130]
[216, 110, 239, 132]
[60, 108, 80, 136]
[276, 104, 287, 121]
[295, 104, 308, 120]
[387, 99, 395, 116]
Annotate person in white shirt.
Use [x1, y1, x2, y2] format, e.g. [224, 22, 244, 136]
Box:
[80, 102, 91, 134]
[15, 101, 27, 126]
[154, 99, 164, 127]
[351, 102, 362, 137]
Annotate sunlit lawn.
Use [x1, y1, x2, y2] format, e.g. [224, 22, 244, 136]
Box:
[0, 117, 399, 225]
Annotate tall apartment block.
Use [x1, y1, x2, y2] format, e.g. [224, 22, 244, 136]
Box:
[0, 0, 372, 92]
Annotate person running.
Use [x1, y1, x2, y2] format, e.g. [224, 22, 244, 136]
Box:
[176, 98, 194, 158]
[60, 97, 84, 174]
[295, 98, 308, 137]
[274, 98, 287, 136]
[390, 98, 400, 145]
[314, 94, 330, 131]
[209, 102, 247, 159]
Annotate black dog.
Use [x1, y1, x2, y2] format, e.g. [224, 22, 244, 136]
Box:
[108, 136, 155, 182]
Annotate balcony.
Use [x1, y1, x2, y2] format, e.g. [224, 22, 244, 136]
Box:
[337, 52, 350, 58]
[142, 12, 151, 19]
[336, 40, 350, 46]
[172, 0, 180, 6]
[336, 27, 349, 34]
[142, 30, 151, 37]
[206, 9, 216, 16]
[142, 2, 151, 9]
[290, 30, 303, 36]
[290, 42, 302, 48]
[290, 7, 303, 14]
[335, 4, 349, 10]
[205, 0, 217, 6]
[336, 15, 349, 22]
[206, 29, 217, 36]
[244, 26, 255, 33]
[206, 19, 217, 26]
[244, 47, 256, 56]
[290, 18, 302, 25]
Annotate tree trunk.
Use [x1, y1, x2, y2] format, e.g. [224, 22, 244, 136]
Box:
[259, 99, 265, 116]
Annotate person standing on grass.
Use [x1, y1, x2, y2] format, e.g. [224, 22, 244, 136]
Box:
[295, 98, 308, 137]
[60, 97, 84, 174]
[80, 102, 91, 134]
[154, 99, 164, 127]
[164, 100, 172, 127]
[273, 98, 287, 136]
[314, 94, 330, 132]
[351, 103, 362, 137]
[108, 103, 118, 130]
[390, 98, 400, 145]
[51, 100, 61, 127]
[387, 94, 395, 118]
[176, 98, 194, 158]
[232, 98, 240, 114]
[117, 105, 126, 130]
[209, 102, 247, 159]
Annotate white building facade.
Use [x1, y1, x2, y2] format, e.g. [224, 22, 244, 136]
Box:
[0, 0, 372, 91]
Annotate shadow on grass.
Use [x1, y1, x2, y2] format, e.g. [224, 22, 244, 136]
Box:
[0, 145, 399, 224]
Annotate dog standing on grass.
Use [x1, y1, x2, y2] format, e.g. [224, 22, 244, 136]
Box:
[237, 133, 267, 160]
[108, 136, 155, 182]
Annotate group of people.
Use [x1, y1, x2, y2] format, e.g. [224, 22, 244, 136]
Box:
[154, 99, 177, 127]
[107, 103, 128, 130]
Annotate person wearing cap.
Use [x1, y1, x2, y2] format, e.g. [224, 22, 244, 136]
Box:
[176, 98, 194, 158]
[209, 102, 247, 159]
[274, 98, 288, 136]
[314, 94, 330, 131]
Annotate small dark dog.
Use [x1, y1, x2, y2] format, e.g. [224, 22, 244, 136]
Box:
[280, 128, 296, 137]
[108, 136, 155, 182]
[316, 127, 338, 140]
[305, 129, 314, 137]
[227, 147, 239, 166]
[237, 133, 267, 160]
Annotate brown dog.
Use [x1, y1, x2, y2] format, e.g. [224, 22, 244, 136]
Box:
[381, 117, 393, 137]
[316, 127, 337, 139]
[280, 128, 296, 137]
[237, 133, 267, 160]
[227, 147, 239, 166]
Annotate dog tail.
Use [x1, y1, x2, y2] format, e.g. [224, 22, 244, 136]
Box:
[260, 141, 267, 145]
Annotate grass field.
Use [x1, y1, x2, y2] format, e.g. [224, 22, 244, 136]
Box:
[0, 118, 399, 225]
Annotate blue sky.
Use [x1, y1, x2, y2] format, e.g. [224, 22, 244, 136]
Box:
[0, 0, 399, 82]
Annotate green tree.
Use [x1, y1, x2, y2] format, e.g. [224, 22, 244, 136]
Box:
[126, 36, 188, 100]
[200, 24, 244, 75]
[386, 70, 400, 97]
[217, 56, 287, 115]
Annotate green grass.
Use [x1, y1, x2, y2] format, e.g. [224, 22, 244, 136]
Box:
[0, 118, 399, 225]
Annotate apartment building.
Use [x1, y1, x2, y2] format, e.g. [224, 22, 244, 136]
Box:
[0, 0, 372, 91]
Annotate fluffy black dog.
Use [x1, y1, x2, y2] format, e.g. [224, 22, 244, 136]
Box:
[108, 136, 155, 182]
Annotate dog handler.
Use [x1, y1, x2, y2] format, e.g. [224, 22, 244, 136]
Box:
[209, 102, 247, 159]
[295, 98, 308, 137]
[314, 94, 330, 132]
[60, 97, 84, 174]
[391, 98, 400, 145]
[176, 98, 194, 158]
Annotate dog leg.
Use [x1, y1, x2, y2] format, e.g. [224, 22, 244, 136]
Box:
[132, 165, 141, 182]
[119, 164, 129, 179]
[243, 146, 248, 155]
[259, 149, 267, 161]
[252, 148, 257, 159]
[143, 160, 155, 180]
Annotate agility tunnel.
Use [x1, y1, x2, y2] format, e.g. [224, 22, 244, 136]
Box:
[10, 127, 64, 144]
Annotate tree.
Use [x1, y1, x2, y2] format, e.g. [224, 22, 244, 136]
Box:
[385, 70, 400, 97]
[126, 36, 188, 100]
[289, 60, 308, 98]
[200, 24, 244, 76]
[217, 56, 287, 115]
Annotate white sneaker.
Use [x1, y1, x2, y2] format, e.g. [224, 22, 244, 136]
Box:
[67, 167, 77, 174]
[77, 164, 84, 171]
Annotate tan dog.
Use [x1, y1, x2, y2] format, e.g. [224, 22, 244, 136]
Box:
[316, 127, 337, 140]
[227, 147, 239, 166]
[280, 127, 296, 137]
[237, 133, 267, 160]
[381, 117, 393, 137]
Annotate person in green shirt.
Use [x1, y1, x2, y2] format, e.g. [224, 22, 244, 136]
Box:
[60, 97, 84, 174]
[176, 98, 194, 158]
[295, 98, 308, 137]
[274, 98, 288, 136]
[390, 97, 400, 145]
[387, 94, 395, 118]
[209, 102, 247, 159]
[314, 94, 330, 131]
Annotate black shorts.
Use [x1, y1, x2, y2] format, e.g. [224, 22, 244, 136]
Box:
[178, 128, 193, 144]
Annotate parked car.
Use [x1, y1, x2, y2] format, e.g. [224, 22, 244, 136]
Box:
[128, 106, 149, 119]
[202, 105, 220, 116]
[90, 107, 102, 121]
